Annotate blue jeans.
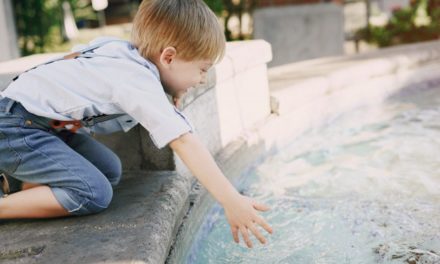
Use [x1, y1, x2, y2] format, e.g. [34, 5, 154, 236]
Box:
[0, 97, 122, 215]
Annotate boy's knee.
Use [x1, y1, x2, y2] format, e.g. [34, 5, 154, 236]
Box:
[107, 157, 122, 187]
[89, 185, 113, 213]
[102, 153, 122, 187]
[86, 182, 113, 213]
[67, 179, 114, 215]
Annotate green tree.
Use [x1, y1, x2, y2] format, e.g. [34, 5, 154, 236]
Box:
[204, 0, 258, 41]
[12, 0, 253, 55]
[204, 0, 224, 14]
[12, 0, 62, 55]
[357, 0, 440, 47]
[12, 0, 96, 55]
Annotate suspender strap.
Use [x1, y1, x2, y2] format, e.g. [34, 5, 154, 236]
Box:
[12, 39, 131, 82]
[49, 114, 126, 133]
[9, 39, 133, 133]
[81, 114, 126, 127]
[63, 51, 81, 60]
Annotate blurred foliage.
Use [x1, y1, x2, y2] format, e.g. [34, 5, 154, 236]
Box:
[222, 0, 258, 41]
[197, 0, 259, 41]
[12, 0, 97, 56]
[357, 0, 440, 47]
[12, 0, 61, 55]
[12, 0, 257, 56]
[204, 0, 224, 14]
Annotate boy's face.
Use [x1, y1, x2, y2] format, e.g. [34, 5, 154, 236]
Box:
[154, 47, 213, 101]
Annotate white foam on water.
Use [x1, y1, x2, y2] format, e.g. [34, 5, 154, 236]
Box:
[188, 85, 440, 264]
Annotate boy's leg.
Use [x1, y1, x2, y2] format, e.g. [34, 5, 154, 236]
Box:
[0, 186, 68, 219]
[22, 182, 42, 190]
[59, 131, 122, 187]
[3, 131, 122, 192]
[0, 126, 114, 219]
[0, 131, 121, 219]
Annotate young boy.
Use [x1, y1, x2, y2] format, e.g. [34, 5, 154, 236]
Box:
[0, 0, 272, 248]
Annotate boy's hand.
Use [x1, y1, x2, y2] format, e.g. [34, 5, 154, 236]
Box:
[169, 133, 273, 248]
[222, 194, 273, 248]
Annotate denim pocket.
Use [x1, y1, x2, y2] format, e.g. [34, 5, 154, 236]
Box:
[0, 114, 23, 127]
[0, 130, 22, 174]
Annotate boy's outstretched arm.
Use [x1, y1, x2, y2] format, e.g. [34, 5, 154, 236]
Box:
[169, 132, 273, 248]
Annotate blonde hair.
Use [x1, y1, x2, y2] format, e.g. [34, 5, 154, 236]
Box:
[131, 0, 225, 63]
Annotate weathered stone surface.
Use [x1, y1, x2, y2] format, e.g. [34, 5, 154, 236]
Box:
[0, 171, 191, 264]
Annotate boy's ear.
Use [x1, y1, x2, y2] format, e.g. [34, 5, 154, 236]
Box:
[159, 46, 177, 67]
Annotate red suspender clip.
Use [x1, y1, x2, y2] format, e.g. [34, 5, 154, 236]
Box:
[49, 120, 83, 133]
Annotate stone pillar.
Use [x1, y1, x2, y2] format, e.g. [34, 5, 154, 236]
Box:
[0, 0, 19, 62]
[254, 4, 344, 67]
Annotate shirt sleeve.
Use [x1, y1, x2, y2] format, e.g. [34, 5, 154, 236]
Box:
[112, 68, 193, 149]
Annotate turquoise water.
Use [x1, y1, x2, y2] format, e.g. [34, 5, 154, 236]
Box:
[187, 85, 440, 264]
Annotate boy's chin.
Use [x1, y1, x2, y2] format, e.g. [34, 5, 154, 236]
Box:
[165, 86, 189, 100]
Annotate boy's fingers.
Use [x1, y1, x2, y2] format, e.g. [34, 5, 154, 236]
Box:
[248, 224, 267, 245]
[240, 227, 253, 248]
[256, 217, 273, 234]
[253, 201, 270, 212]
[231, 226, 239, 243]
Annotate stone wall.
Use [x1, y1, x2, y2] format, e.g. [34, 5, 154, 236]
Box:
[253, 3, 344, 67]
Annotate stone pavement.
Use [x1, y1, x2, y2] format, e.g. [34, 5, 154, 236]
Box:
[0, 171, 191, 264]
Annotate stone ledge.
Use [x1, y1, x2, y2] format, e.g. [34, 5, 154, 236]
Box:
[269, 40, 440, 115]
[215, 40, 272, 83]
[0, 171, 190, 264]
